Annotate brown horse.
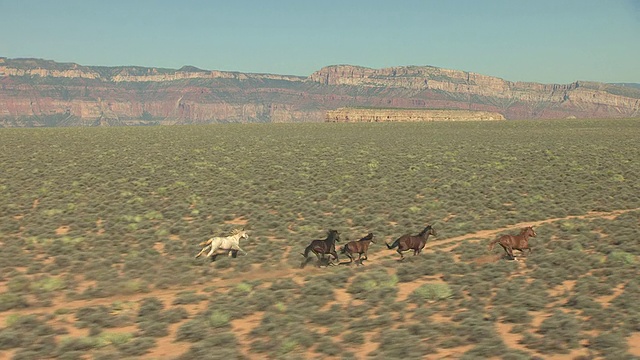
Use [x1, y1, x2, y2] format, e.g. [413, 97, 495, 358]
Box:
[386, 225, 437, 260]
[340, 233, 375, 265]
[488, 226, 536, 260]
[300, 229, 340, 268]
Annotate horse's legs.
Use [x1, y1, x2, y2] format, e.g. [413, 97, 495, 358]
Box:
[506, 246, 516, 260]
[231, 244, 247, 255]
[195, 246, 208, 258]
[207, 244, 220, 258]
[499, 244, 510, 259]
[397, 249, 405, 260]
[301, 257, 310, 268]
[346, 252, 354, 264]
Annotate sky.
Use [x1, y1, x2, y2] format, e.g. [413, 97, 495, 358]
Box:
[1, 0, 639, 84]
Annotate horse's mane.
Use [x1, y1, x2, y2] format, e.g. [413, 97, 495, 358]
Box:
[325, 229, 339, 240]
[359, 233, 374, 241]
[519, 227, 533, 234]
[200, 228, 245, 245]
[417, 225, 432, 236]
[230, 228, 249, 236]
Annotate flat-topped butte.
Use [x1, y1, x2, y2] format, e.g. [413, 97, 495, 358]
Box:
[326, 108, 505, 122]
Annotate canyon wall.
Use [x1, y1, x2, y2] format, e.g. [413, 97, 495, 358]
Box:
[1, 58, 639, 127]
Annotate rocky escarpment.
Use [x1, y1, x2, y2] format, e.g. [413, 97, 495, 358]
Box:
[1, 58, 639, 127]
[326, 108, 505, 122]
[309, 65, 640, 119]
[0, 58, 303, 82]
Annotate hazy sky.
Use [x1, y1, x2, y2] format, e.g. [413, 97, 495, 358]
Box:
[1, 0, 639, 84]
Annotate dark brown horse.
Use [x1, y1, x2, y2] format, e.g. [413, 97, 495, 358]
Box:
[488, 226, 536, 260]
[386, 225, 437, 260]
[300, 229, 340, 268]
[340, 233, 375, 265]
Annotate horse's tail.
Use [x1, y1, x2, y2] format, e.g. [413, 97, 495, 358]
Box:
[386, 238, 400, 249]
[301, 244, 312, 258]
[340, 245, 347, 254]
[488, 237, 501, 251]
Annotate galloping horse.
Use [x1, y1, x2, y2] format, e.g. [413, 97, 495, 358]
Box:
[488, 226, 536, 260]
[340, 233, 375, 265]
[386, 225, 437, 260]
[301, 229, 340, 268]
[195, 229, 249, 261]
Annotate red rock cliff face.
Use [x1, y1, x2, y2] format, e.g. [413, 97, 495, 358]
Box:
[0, 58, 638, 127]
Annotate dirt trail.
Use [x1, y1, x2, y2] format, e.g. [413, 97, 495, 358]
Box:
[366, 207, 639, 262]
[430, 208, 637, 250]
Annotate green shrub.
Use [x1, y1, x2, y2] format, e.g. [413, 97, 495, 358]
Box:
[163, 307, 189, 323]
[347, 270, 397, 300]
[75, 305, 122, 329]
[55, 336, 98, 354]
[278, 339, 298, 356]
[95, 332, 133, 347]
[524, 310, 580, 354]
[590, 331, 629, 358]
[31, 276, 66, 293]
[0, 292, 28, 311]
[500, 306, 532, 324]
[7, 275, 31, 293]
[377, 328, 435, 358]
[176, 318, 209, 343]
[315, 337, 343, 357]
[138, 320, 169, 337]
[342, 331, 365, 345]
[137, 297, 164, 318]
[461, 337, 507, 359]
[208, 310, 230, 328]
[92, 350, 121, 360]
[409, 283, 453, 302]
[179, 341, 242, 360]
[607, 250, 636, 266]
[0, 329, 23, 349]
[172, 291, 207, 305]
[116, 336, 156, 357]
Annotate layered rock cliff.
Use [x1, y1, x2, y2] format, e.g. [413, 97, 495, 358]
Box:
[1, 58, 639, 127]
[326, 108, 505, 122]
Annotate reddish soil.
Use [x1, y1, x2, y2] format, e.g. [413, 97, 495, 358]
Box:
[230, 311, 265, 359]
[225, 217, 249, 226]
[629, 332, 640, 356]
[55, 225, 70, 235]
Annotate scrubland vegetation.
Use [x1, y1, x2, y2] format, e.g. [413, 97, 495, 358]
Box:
[0, 118, 639, 359]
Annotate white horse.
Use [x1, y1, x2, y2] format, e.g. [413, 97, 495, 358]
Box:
[195, 229, 249, 259]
